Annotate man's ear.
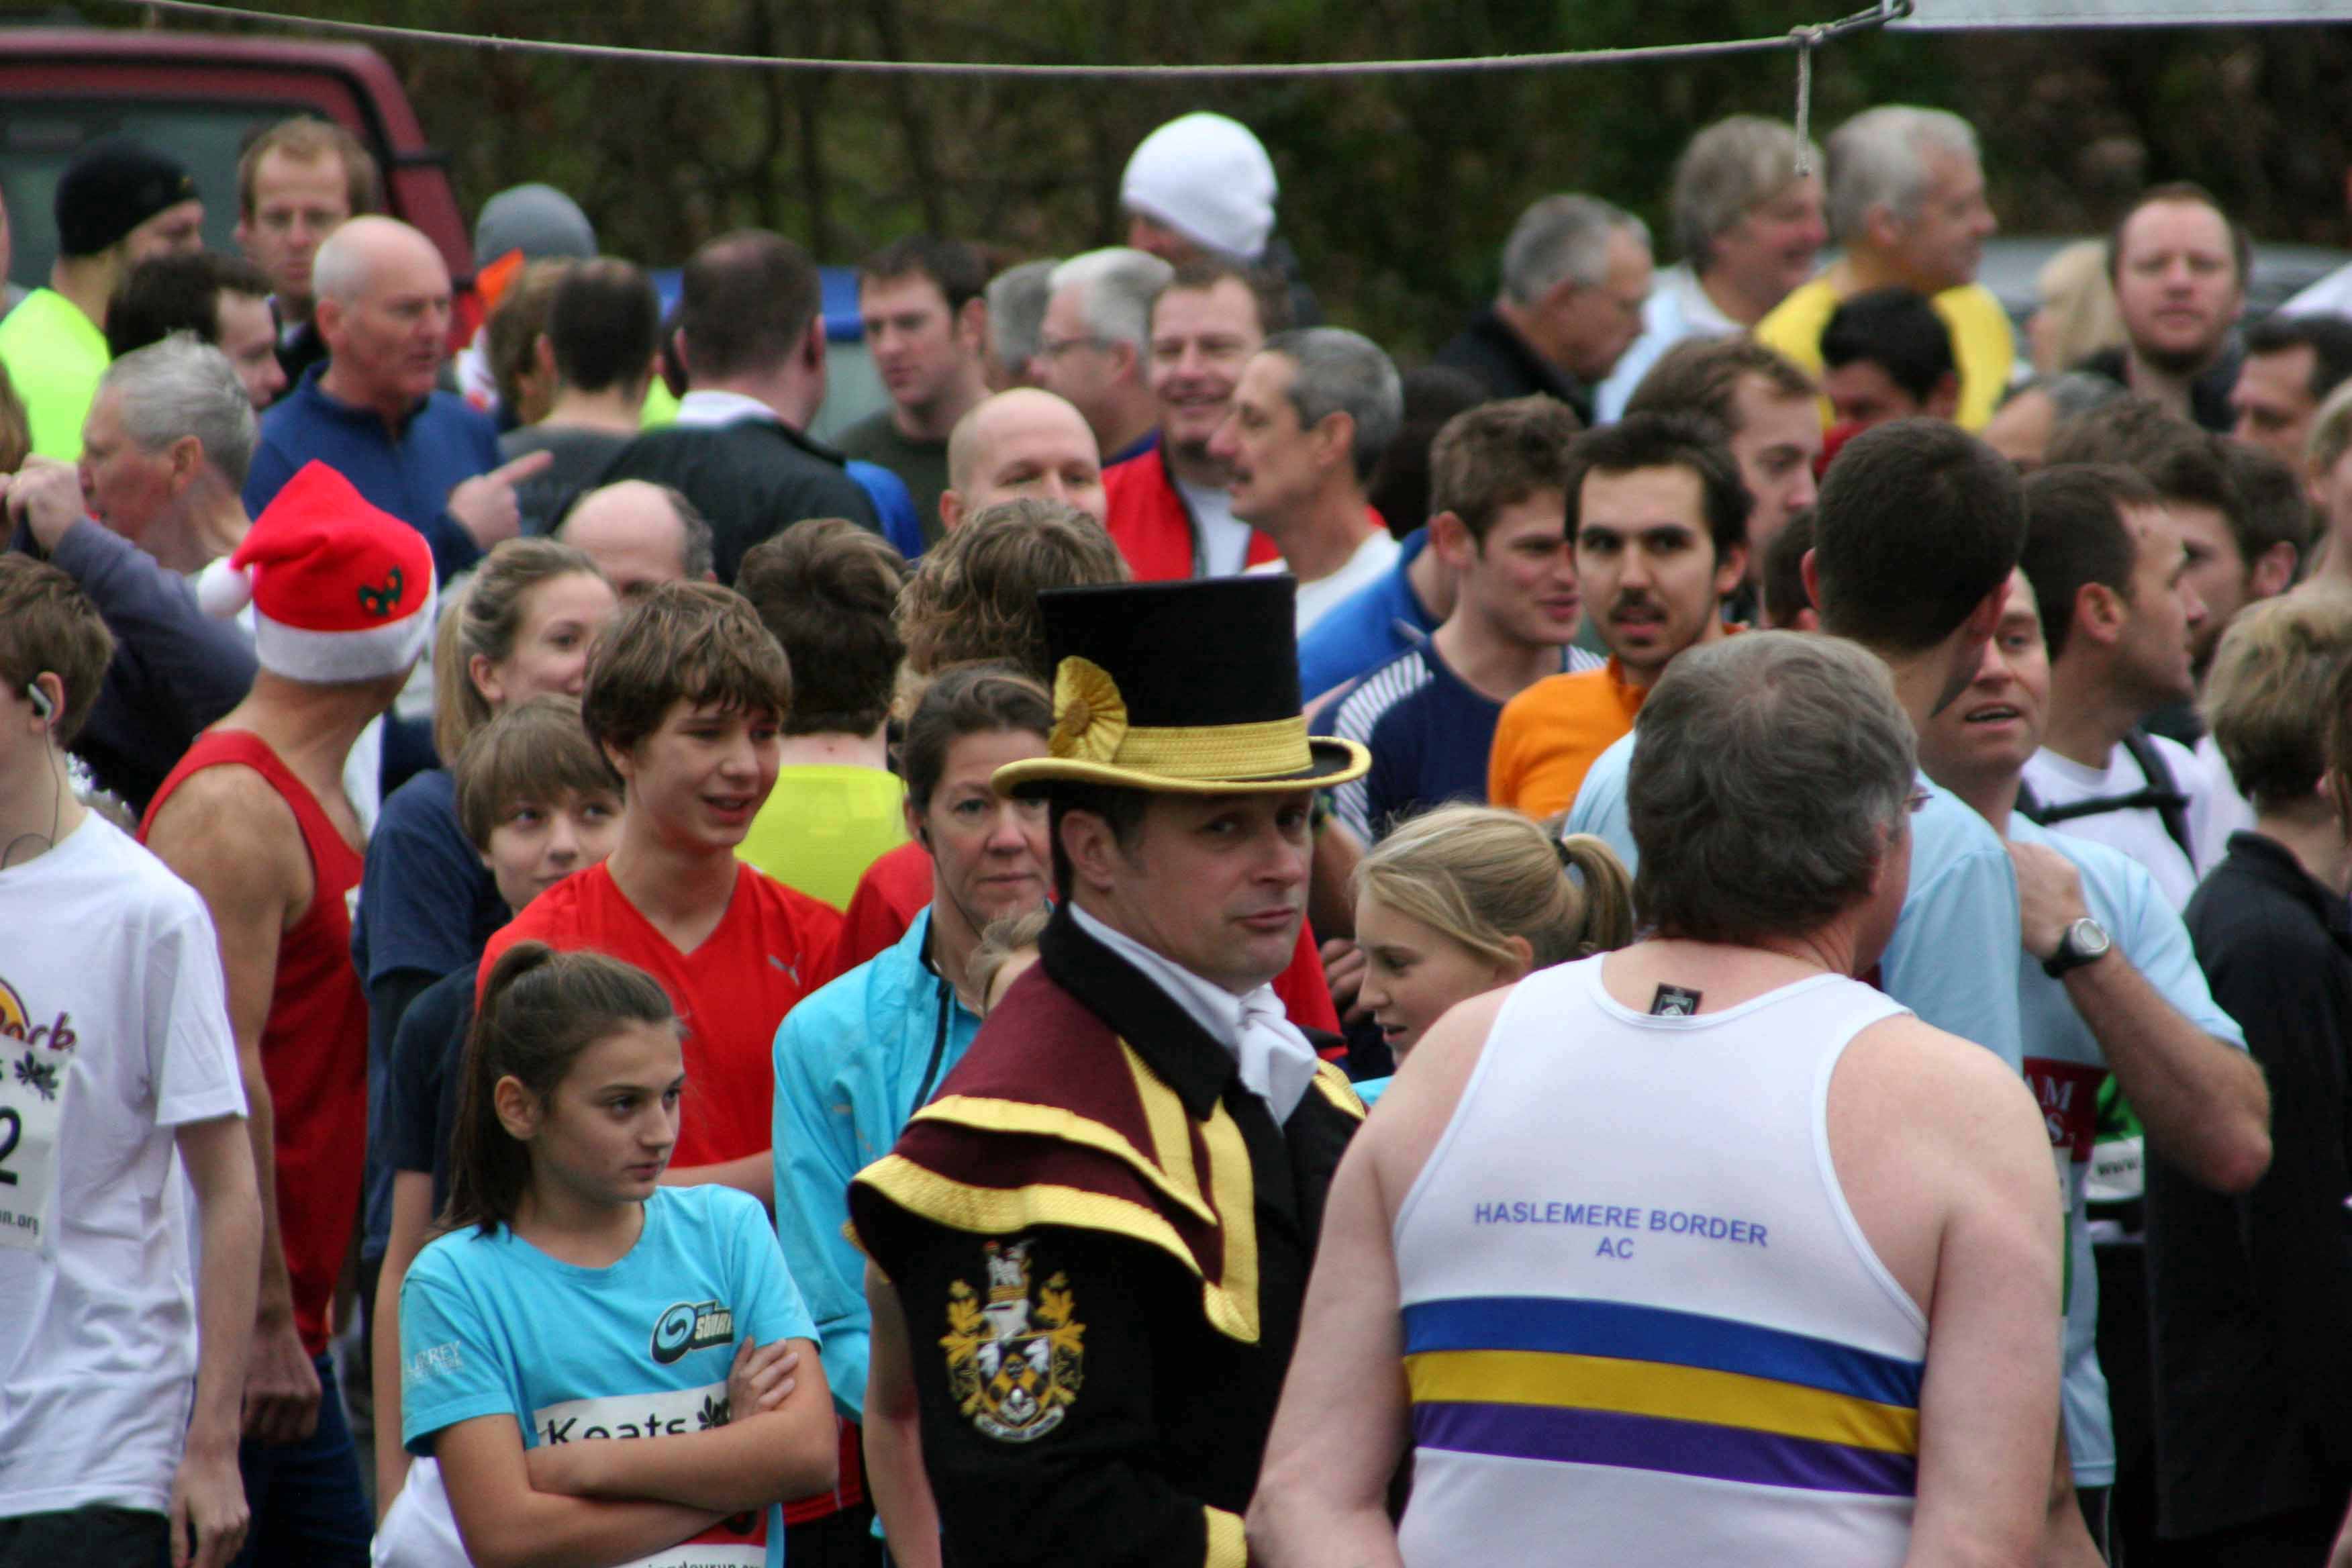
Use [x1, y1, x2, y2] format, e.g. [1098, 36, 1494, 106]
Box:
[669, 328, 695, 385]
[1712, 542, 1749, 602]
[1428, 510, 1476, 569]
[1861, 201, 1905, 256]
[802, 315, 828, 373]
[2073, 580, 2127, 650]
[955, 297, 989, 356]
[2251, 539, 2298, 601]
[1108, 338, 1140, 387]
[1800, 547, 1823, 616]
[1926, 372, 1963, 424]
[1312, 410, 1357, 479]
[1057, 807, 1124, 899]
[167, 433, 208, 491]
[314, 293, 345, 347]
[938, 489, 966, 532]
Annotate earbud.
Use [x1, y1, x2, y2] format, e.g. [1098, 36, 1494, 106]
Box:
[25, 681, 52, 724]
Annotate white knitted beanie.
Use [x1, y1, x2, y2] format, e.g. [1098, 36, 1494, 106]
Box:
[1119, 112, 1278, 262]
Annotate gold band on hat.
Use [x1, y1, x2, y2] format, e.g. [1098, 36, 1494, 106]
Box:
[1106, 716, 1314, 779]
[1048, 655, 1314, 780]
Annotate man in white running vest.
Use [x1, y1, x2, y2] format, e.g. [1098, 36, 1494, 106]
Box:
[1253, 632, 2060, 1568]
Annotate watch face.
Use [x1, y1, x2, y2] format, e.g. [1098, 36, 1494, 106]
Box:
[2069, 918, 2110, 960]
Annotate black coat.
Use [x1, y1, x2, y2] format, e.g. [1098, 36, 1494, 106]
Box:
[851, 906, 1363, 1568]
[599, 416, 877, 584]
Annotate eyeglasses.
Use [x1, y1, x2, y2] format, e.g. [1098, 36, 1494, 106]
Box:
[1038, 335, 1111, 360]
[1907, 784, 1932, 815]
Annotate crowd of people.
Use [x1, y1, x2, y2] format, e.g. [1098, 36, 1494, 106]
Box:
[8, 86, 2352, 1568]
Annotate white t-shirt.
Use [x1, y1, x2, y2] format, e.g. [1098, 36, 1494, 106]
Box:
[0, 813, 246, 1520]
[2020, 734, 2222, 910]
[1176, 477, 1256, 578]
[2193, 731, 2255, 865]
[1255, 528, 1403, 635]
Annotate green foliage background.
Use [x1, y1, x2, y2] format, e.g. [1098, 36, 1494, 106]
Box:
[154, 0, 2352, 356]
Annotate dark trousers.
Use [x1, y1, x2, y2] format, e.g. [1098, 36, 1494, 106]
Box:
[2161, 1502, 2343, 1567]
[786, 1500, 885, 1568]
[0, 1505, 166, 1562]
[226, 1352, 371, 1568]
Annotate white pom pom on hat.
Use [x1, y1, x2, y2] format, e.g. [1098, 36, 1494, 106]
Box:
[196, 554, 256, 618]
[1119, 111, 1279, 262]
[205, 460, 437, 684]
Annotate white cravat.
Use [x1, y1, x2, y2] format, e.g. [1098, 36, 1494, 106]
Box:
[1069, 904, 1321, 1122]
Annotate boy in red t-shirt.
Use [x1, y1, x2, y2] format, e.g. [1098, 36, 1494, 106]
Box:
[480, 581, 840, 1196]
[475, 581, 865, 1547]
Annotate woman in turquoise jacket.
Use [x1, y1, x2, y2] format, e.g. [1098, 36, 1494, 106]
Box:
[771, 666, 1053, 1421]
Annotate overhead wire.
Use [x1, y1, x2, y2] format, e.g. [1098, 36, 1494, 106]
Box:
[98, 0, 1905, 80]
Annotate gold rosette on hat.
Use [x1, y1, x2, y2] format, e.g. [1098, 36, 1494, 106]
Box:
[1050, 655, 1128, 764]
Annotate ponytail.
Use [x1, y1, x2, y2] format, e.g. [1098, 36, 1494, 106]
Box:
[1354, 805, 1637, 975]
[1554, 832, 1636, 958]
[442, 942, 678, 1235]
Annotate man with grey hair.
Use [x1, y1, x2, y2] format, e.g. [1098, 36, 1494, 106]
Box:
[1255, 627, 2061, 1568]
[983, 257, 1057, 390]
[1756, 105, 2010, 430]
[1596, 115, 1828, 422]
[1211, 328, 1402, 633]
[1434, 193, 1653, 424]
[1036, 246, 1173, 465]
[5, 336, 378, 822]
[555, 478, 718, 597]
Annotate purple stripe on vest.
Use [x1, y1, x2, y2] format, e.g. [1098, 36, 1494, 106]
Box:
[1413, 1401, 1918, 1498]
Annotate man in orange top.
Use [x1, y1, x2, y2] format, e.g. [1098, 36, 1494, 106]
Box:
[1489, 412, 1749, 818]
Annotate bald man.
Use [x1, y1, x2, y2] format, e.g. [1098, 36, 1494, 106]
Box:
[557, 479, 719, 596]
[245, 215, 548, 793]
[936, 387, 1109, 530]
[246, 217, 547, 583]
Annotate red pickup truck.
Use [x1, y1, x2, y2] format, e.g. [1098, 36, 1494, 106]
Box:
[0, 26, 471, 290]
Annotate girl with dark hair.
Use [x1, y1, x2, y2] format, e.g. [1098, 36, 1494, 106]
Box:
[377, 942, 836, 1568]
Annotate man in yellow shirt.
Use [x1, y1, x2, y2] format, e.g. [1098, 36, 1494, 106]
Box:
[1755, 106, 2011, 431]
[0, 140, 201, 458]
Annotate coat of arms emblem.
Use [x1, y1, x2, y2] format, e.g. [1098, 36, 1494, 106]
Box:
[942, 1239, 1086, 1442]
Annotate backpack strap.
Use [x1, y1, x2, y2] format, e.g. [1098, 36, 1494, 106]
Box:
[2014, 730, 2196, 866]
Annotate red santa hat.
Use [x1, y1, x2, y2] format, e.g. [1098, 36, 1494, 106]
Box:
[197, 460, 436, 683]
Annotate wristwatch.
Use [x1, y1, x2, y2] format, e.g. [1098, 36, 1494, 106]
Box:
[2043, 916, 2112, 979]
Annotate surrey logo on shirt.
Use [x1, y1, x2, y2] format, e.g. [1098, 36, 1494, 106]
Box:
[942, 1238, 1087, 1443]
[649, 1298, 736, 1365]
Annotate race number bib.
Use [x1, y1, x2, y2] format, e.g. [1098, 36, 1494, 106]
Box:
[532, 1384, 769, 1568]
[0, 1002, 74, 1259]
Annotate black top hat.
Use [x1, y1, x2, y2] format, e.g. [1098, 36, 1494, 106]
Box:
[993, 576, 1371, 796]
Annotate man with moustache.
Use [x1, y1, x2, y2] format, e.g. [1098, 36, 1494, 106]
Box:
[1489, 413, 1747, 820]
[1101, 260, 1287, 580]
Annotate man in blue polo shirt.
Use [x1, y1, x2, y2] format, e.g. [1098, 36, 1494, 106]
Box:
[245, 216, 546, 585]
[1318, 397, 1598, 842]
[1916, 565, 2267, 1559]
[1571, 418, 2029, 1070]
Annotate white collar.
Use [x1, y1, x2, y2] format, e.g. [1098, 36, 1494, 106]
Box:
[673, 389, 781, 430]
[1069, 903, 1320, 1122]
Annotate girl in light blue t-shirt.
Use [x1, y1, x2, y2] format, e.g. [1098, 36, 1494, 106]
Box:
[382, 942, 836, 1568]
